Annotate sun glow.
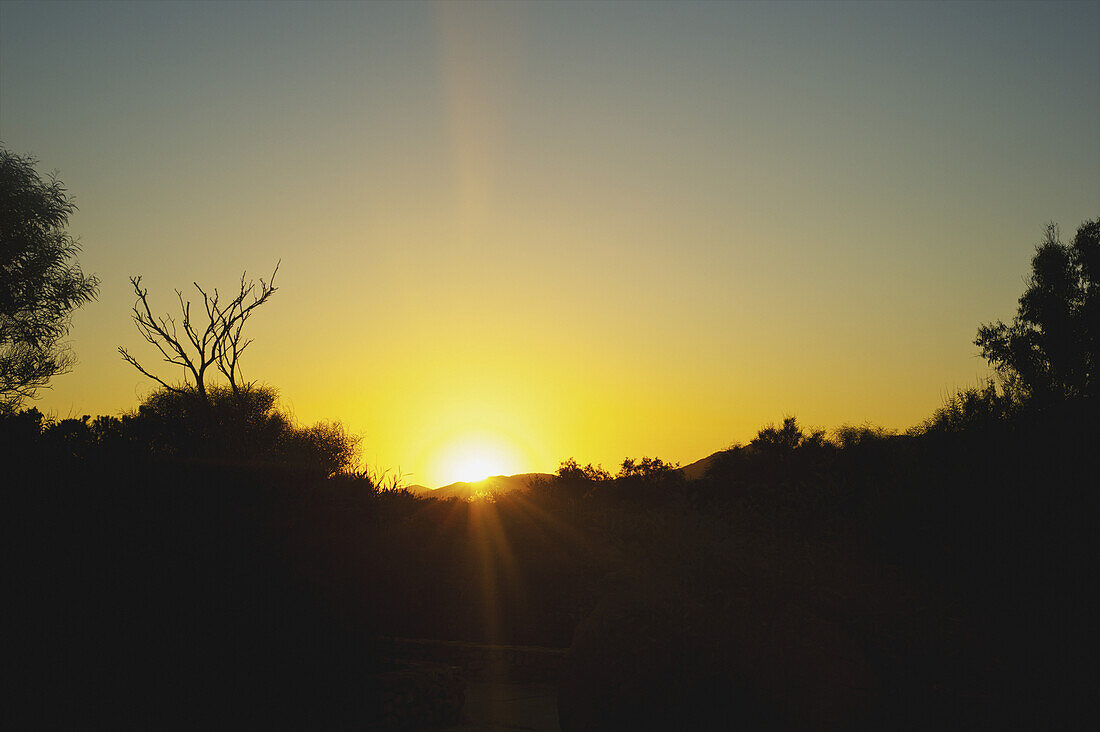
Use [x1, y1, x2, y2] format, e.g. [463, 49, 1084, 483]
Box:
[435, 436, 522, 485]
[451, 455, 497, 484]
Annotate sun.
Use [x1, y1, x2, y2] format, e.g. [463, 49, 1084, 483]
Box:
[435, 436, 521, 485]
[450, 454, 500, 484]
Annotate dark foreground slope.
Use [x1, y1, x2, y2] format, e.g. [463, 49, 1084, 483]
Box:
[543, 405, 1097, 730]
[8, 456, 384, 727]
[4, 422, 602, 728]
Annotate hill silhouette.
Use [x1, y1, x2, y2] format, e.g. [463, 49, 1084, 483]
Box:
[411, 453, 733, 500]
[409, 451, 770, 497]
[415, 472, 555, 499]
[677, 450, 725, 481]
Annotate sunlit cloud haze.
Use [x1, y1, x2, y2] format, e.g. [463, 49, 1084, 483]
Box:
[2, 1, 1097, 486]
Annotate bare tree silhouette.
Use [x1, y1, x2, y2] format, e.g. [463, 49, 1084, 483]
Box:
[119, 263, 279, 402]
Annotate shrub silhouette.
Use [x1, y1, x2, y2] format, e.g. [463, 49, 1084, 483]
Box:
[749, 416, 825, 452]
[527, 458, 611, 504]
[916, 378, 1024, 434]
[129, 384, 359, 476]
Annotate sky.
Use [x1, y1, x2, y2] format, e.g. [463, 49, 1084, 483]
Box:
[2, 1, 1098, 487]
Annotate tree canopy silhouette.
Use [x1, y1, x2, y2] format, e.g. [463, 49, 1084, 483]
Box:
[976, 219, 1098, 401]
[0, 147, 99, 411]
[119, 264, 279, 402]
[131, 383, 361, 476]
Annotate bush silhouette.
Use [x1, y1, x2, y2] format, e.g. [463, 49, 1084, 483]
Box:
[129, 384, 360, 476]
[749, 416, 825, 452]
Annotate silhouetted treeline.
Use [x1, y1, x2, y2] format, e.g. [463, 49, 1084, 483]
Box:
[7, 380, 1095, 727]
[529, 397, 1095, 729]
[3, 384, 359, 475]
[5, 392, 607, 727]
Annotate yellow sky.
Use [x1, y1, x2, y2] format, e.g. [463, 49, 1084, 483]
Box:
[4, 2, 1098, 486]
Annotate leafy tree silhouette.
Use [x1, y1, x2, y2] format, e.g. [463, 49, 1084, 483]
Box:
[0, 147, 99, 411]
[546, 458, 611, 503]
[617, 456, 680, 478]
[976, 219, 1098, 401]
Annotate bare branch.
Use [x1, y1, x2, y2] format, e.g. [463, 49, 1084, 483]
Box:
[177, 290, 204, 355]
[128, 277, 201, 387]
[119, 264, 280, 401]
[118, 346, 187, 394]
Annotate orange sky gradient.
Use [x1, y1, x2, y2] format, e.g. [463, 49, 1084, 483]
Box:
[3, 2, 1098, 486]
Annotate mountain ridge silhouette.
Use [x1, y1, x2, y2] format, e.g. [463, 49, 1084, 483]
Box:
[409, 450, 733, 497]
[410, 472, 554, 499]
